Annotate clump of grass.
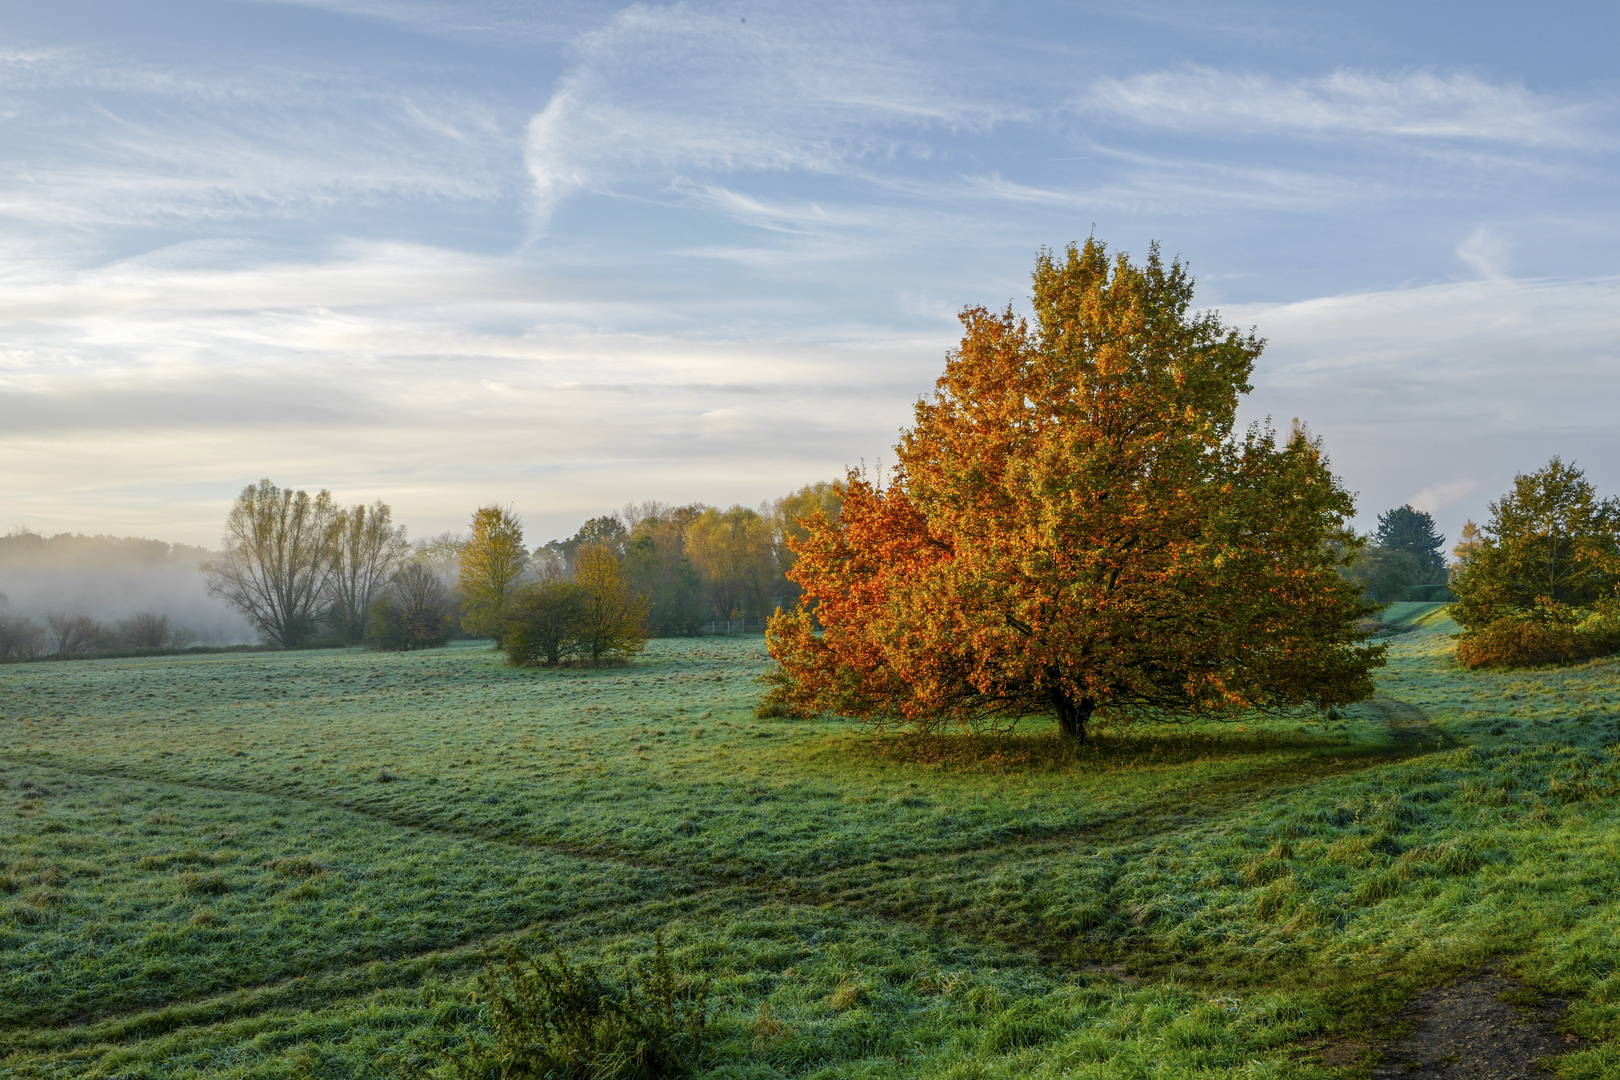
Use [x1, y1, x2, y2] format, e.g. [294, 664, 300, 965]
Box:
[827, 972, 866, 1011]
[179, 871, 229, 895]
[749, 1000, 793, 1049]
[429, 932, 710, 1080]
[268, 856, 324, 878]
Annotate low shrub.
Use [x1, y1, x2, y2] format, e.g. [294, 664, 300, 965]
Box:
[429, 934, 710, 1080]
[1455, 601, 1620, 669]
[367, 563, 456, 652]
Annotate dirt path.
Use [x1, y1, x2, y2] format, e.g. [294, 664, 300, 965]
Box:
[1366, 973, 1578, 1079]
[1368, 694, 1454, 752]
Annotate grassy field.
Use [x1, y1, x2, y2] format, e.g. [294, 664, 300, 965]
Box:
[1, 624, 1617, 1078]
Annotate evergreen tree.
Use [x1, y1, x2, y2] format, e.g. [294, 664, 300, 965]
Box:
[1373, 505, 1447, 581]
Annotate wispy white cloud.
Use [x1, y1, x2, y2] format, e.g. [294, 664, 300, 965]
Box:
[524, 4, 1008, 221]
[0, 49, 521, 231]
[1230, 274, 1620, 540]
[1407, 479, 1479, 517]
[1457, 225, 1511, 280]
[1081, 67, 1600, 148]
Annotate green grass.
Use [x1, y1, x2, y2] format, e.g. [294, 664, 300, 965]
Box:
[0, 628, 1617, 1077]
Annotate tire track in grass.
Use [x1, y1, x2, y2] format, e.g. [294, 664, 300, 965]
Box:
[1368, 695, 1454, 752]
[1, 706, 1452, 1043]
[0, 726, 1437, 890]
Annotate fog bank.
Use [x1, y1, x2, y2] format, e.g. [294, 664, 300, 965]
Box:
[0, 532, 256, 645]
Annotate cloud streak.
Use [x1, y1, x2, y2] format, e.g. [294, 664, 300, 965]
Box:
[1081, 67, 1601, 147]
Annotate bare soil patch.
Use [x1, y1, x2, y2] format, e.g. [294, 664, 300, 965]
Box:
[1368, 973, 1578, 1079]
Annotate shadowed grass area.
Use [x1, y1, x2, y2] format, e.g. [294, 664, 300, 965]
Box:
[0, 630, 1617, 1077]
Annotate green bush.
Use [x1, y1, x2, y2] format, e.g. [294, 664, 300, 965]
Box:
[1455, 599, 1620, 669]
[430, 934, 709, 1080]
[502, 580, 587, 667]
[367, 563, 456, 651]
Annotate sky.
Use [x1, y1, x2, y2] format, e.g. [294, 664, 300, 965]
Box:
[1, 0, 1616, 552]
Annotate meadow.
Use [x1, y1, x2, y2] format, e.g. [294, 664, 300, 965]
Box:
[1, 613, 1617, 1078]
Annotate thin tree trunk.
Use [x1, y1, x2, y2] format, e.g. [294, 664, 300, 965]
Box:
[1051, 688, 1095, 742]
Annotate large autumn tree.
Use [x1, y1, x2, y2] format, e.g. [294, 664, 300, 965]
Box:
[766, 240, 1383, 741]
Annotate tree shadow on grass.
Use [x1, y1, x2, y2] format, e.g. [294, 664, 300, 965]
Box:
[848, 724, 1373, 775]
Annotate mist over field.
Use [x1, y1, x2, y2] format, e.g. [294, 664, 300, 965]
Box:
[0, 533, 254, 645]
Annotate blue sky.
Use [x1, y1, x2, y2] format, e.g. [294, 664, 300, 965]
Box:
[1, 0, 1616, 551]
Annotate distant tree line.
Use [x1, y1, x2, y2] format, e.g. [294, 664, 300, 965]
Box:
[200, 478, 842, 659]
[459, 485, 843, 667]
[0, 610, 196, 661]
[0, 530, 219, 661]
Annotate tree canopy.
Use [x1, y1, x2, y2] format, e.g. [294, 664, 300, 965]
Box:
[1450, 457, 1620, 631]
[765, 239, 1383, 740]
[459, 505, 527, 639]
[1373, 505, 1446, 581]
[205, 479, 338, 648]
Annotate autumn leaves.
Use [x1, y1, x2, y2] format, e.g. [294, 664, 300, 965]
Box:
[766, 240, 1384, 739]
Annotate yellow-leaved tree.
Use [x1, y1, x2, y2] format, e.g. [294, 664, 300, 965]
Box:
[572, 544, 649, 662]
[459, 505, 527, 639]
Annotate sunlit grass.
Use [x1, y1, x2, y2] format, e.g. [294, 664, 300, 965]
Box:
[0, 629, 1616, 1077]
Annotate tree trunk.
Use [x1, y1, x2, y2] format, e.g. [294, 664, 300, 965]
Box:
[1052, 689, 1095, 741]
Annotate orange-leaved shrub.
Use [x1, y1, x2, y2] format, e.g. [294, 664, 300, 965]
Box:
[1455, 600, 1620, 670]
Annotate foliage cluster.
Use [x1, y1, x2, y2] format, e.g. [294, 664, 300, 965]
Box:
[1450, 458, 1620, 668]
[769, 240, 1382, 740]
[502, 548, 650, 667]
[427, 935, 709, 1080]
[537, 488, 844, 635]
[0, 609, 196, 661]
[206, 480, 415, 648]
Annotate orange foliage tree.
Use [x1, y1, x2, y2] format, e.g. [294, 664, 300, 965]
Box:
[765, 240, 1383, 740]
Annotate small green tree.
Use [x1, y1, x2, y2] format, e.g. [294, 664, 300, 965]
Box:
[502, 578, 587, 666]
[574, 545, 649, 662]
[1450, 457, 1620, 630]
[459, 506, 527, 640]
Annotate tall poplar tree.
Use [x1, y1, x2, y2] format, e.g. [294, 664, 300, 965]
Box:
[459, 505, 527, 639]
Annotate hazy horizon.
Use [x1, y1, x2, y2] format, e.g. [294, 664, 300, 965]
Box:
[2, 1, 1616, 554]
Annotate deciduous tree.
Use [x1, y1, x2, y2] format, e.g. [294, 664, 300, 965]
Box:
[0, 614, 46, 661]
[326, 501, 410, 643]
[45, 612, 104, 656]
[573, 544, 649, 662]
[766, 239, 1382, 740]
[459, 505, 527, 639]
[621, 504, 708, 636]
[771, 482, 842, 613]
[1450, 458, 1620, 631]
[501, 578, 587, 666]
[686, 505, 776, 621]
[206, 479, 338, 648]
[367, 562, 455, 651]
